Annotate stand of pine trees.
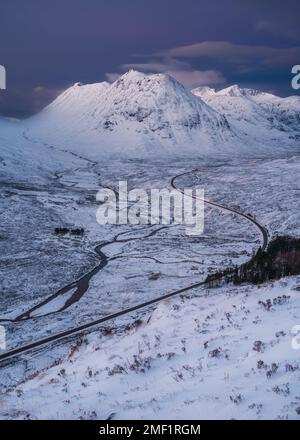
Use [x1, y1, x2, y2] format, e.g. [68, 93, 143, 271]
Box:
[205, 236, 300, 287]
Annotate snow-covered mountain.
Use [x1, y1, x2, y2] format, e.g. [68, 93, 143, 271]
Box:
[26, 72, 300, 159]
[192, 85, 300, 140]
[28, 70, 235, 158]
[1, 72, 300, 173]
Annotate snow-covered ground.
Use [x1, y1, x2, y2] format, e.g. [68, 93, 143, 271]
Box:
[0, 71, 299, 419]
[1, 277, 300, 420]
[1, 152, 300, 420]
[0, 118, 82, 184]
[0, 156, 261, 348]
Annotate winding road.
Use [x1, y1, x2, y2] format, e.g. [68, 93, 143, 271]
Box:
[171, 170, 268, 252]
[0, 169, 268, 362]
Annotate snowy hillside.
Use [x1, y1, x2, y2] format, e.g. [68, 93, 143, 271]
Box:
[1, 277, 300, 420]
[253, 93, 300, 131]
[27, 70, 236, 158]
[192, 85, 300, 143]
[0, 118, 81, 184]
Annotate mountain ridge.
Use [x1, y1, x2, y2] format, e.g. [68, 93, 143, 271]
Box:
[28, 70, 236, 158]
[1, 71, 299, 165]
[192, 84, 300, 135]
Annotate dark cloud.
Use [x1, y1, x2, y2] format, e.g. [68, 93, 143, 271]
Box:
[156, 41, 300, 71]
[0, 0, 299, 117]
[0, 86, 62, 118]
[255, 20, 300, 42]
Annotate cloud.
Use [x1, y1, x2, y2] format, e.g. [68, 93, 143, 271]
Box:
[106, 40, 300, 90]
[161, 69, 225, 87]
[121, 57, 191, 73]
[32, 85, 62, 112]
[105, 72, 122, 82]
[255, 19, 300, 42]
[106, 57, 225, 88]
[156, 41, 300, 70]
[0, 85, 62, 118]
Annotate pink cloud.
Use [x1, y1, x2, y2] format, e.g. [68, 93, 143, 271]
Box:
[107, 57, 225, 88]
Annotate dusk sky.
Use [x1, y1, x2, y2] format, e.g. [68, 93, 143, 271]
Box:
[0, 0, 299, 117]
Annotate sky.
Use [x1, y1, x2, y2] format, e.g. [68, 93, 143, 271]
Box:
[0, 0, 299, 117]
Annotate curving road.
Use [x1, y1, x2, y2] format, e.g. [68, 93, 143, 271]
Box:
[0, 169, 268, 362]
[171, 169, 268, 252]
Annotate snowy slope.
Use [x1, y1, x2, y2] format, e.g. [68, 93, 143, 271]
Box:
[28, 70, 235, 158]
[1, 277, 300, 420]
[0, 117, 81, 184]
[43, 80, 110, 124]
[252, 92, 300, 131]
[192, 85, 300, 142]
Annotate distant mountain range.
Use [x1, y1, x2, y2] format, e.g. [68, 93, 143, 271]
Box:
[0, 70, 300, 181]
[29, 70, 234, 158]
[192, 84, 300, 142]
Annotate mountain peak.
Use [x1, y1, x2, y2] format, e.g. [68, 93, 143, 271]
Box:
[113, 69, 185, 90]
[217, 85, 244, 97]
[116, 69, 146, 81]
[30, 69, 233, 157]
[192, 86, 216, 97]
[216, 84, 268, 98]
